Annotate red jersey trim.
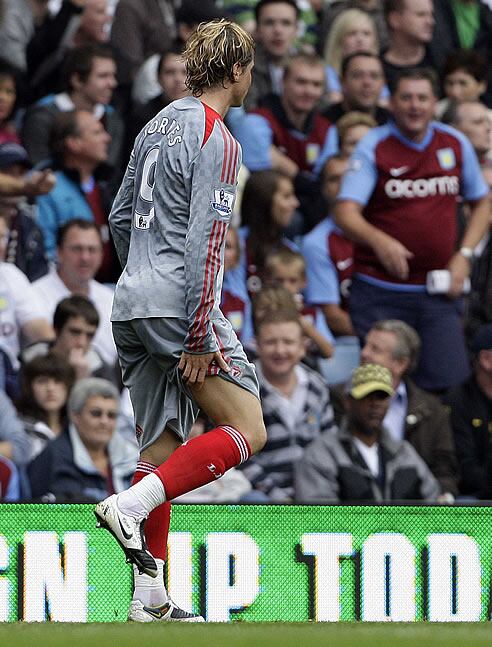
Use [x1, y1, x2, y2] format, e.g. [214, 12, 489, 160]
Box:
[201, 102, 223, 149]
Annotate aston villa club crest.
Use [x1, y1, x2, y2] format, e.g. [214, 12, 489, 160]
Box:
[436, 148, 456, 170]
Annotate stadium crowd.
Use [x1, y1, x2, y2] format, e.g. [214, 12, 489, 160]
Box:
[0, 0, 491, 505]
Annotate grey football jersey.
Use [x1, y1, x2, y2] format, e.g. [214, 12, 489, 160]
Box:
[110, 96, 241, 354]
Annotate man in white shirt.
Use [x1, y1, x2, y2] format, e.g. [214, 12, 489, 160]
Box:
[360, 319, 458, 499]
[0, 262, 53, 373]
[33, 219, 117, 366]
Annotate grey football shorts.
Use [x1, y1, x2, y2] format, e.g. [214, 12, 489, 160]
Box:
[112, 315, 259, 450]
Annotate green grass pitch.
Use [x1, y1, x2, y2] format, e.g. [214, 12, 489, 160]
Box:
[2, 623, 492, 647]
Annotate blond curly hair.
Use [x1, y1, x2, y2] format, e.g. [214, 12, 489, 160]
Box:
[183, 20, 255, 96]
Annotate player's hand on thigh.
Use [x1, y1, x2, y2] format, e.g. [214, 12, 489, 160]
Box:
[179, 350, 230, 388]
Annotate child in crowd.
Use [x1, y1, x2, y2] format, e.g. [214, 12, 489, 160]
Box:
[264, 248, 334, 360]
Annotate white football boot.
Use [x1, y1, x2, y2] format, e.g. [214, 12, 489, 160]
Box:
[94, 494, 157, 578]
[128, 599, 205, 622]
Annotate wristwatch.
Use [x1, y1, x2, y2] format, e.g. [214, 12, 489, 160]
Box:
[458, 246, 474, 261]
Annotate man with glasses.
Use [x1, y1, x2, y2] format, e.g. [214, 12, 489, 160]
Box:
[33, 219, 117, 367]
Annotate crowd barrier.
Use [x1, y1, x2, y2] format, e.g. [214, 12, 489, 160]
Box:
[1, 503, 491, 622]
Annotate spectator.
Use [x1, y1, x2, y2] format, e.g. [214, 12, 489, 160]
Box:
[221, 226, 253, 342]
[28, 377, 137, 501]
[0, 144, 48, 281]
[227, 170, 299, 304]
[295, 363, 440, 502]
[319, 0, 388, 56]
[22, 44, 122, 178]
[33, 219, 117, 366]
[0, 0, 84, 76]
[16, 352, 75, 462]
[264, 250, 334, 359]
[359, 319, 458, 498]
[0, 261, 54, 385]
[323, 9, 386, 105]
[444, 324, 492, 499]
[337, 110, 377, 158]
[322, 52, 390, 125]
[435, 49, 488, 119]
[51, 295, 117, 382]
[72, 0, 111, 48]
[0, 59, 20, 144]
[243, 0, 299, 111]
[129, 44, 187, 146]
[335, 68, 490, 392]
[382, 0, 437, 91]
[110, 0, 177, 110]
[0, 388, 31, 467]
[35, 110, 118, 282]
[442, 100, 491, 166]
[240, 303, 336, 502]
[302, 153, 359, 384]
[237, 53, 331, 230]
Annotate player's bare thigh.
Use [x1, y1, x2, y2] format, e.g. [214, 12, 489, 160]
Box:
[140, 377, 266, 465]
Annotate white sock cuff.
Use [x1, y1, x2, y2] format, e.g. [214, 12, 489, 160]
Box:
[221, 425, 250, 463]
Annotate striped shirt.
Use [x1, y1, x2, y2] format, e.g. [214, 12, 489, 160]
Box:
[240, 362, 336, 501]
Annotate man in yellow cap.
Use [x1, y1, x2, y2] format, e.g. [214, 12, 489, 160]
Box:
[294, 363, 440, 502]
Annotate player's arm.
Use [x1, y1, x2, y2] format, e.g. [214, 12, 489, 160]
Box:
[108, 151, 136, 269]
[335, 139, 414, 280]
[181, 126, 233, 385]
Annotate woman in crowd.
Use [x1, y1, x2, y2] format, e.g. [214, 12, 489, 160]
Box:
[323, 9, 387, 105]
[16, 352, 75, 462]
[236, 170, 300, 299]
[28, 377, 137, 502]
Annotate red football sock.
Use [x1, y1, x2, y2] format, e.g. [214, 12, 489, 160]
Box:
[132, 461, 171, 562]
[154, 426, 251, 501]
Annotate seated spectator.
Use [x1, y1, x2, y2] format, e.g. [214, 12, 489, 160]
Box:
[35, 111, 118, 282]
[243, 0, 299, 111]
[0, 455, 20, 501]
[323, 9, 387, 105]
[33, 219, 117, 367]
[0, 261, 54, 388]
[435, 49, 488, 120]
[28, 377, 137, 502]
[0, 59, 21, 144]
[0, 388, 31, 467]
[442, 100, 491, 166]
[315, 52, 389, 173]
[129, 44, 187, 145]
[16, 352, 75, 462]
[228, 170, 299, 304]
[264, 250, 334, 359]
[72, 0, 112, 48]
[295, 363, 440, 502]
[444, 324, 492, 499]
[382, 0, 437, 91]
[240, 304, 336, 502]
[0, 143, 48, 281]
[337, 111, 377, 158]
[359, 319, 458, 499]
[302, 153, 359, 384]
[221, 226, 253, 342]
[319, 0, 388, 56]
[236, 53, 331, 230]
[22, 44, 123, 181]
[52, 295, 118, 383]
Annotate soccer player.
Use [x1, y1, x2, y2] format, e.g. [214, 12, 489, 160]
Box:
[95, 21, 266, 622]
[335, 68, 491, 393]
